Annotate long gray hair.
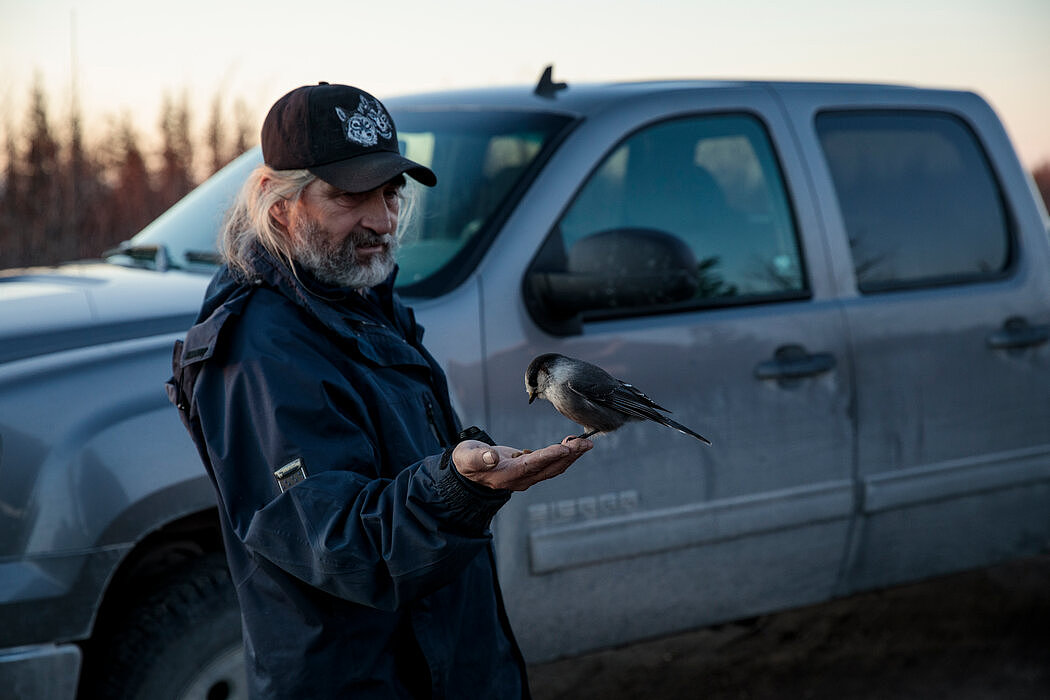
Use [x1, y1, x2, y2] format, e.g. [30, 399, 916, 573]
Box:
[220, 165, 316, 280]
[220, 164, 418, 281]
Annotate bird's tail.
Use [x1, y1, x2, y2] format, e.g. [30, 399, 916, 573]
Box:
[661, 416, 712, 445]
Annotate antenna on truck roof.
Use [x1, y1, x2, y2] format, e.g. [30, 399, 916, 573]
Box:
[534, 65, 568, 99]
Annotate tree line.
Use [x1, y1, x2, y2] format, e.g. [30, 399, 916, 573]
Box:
[0, 78, 257, 269]
[1, 78, 1049, 271]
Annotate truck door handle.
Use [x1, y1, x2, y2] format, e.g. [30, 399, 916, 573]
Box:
[754, 344, 836, 380]
[986, 316, 1050, 350]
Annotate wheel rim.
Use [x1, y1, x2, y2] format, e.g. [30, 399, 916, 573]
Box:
[176, 644, 247, 700]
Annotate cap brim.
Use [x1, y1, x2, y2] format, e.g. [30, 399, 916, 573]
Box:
[309, 151, 436, 193]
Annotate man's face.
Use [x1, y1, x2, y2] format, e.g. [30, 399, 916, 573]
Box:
[286, 176, 404, 289]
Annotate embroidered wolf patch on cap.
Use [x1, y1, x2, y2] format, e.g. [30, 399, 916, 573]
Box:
[335, 95, 393, 148]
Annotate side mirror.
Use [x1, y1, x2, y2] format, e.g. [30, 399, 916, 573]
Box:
[526, 227, 699, 324]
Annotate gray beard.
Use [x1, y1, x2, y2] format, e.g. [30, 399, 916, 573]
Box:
[291, 219, 399, 289]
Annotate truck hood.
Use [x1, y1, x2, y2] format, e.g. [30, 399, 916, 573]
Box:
[0, 262, 210, 364]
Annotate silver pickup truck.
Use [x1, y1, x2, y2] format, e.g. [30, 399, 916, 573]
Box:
[2, 74, 1049, 700]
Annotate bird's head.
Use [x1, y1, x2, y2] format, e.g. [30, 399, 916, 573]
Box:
[525, 353, 561, 404]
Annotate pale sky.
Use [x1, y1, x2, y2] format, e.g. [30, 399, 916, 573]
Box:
[2, 0, 1048, 168]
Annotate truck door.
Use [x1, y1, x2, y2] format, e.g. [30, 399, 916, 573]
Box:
[803, 96, 1050, 591]
[477, 92, 857, 662]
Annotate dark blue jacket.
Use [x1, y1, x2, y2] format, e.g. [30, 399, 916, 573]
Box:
[167, 241, 528, 698]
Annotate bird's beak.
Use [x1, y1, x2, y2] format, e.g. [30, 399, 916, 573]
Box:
[528, 390, 536, 404]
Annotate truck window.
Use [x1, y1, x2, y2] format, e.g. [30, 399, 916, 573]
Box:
[555, 113, 805, 316]
[393, 110, 575, 297]
[816, 110, 1012, 292]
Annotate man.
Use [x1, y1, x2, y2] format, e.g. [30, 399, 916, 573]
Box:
[167, 82, 592, 699]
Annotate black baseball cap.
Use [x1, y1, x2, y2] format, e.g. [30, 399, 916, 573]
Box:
[261, 82, 436, 193]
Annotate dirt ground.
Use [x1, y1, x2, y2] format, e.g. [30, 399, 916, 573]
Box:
[528, 553, 1050, 699]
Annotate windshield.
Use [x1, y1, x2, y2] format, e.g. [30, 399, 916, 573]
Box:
[118, 108, 575, 296]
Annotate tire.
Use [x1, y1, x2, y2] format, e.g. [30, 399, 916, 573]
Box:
[83, 552, 247, 700]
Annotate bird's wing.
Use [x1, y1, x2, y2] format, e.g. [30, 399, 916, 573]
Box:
[616, 382, 669, 411]
[565, 377, 668, 421]
[604, 384, 672, 421]
[564, 374, 619, 406]
[583, 381, 713, 445]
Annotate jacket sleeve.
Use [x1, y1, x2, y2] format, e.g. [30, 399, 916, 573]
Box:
[192, 299, 509, 612]
[240, 453, 509, 611]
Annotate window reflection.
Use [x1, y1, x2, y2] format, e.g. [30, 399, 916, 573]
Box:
[817, 111, 1010, 292]
[557, 113, 805, 312]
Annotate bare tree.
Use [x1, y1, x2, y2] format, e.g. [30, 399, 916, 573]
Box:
[206, 94, 257, 175]
[205, 93, 227, 176]
[60, 77, 89, 259]
[232, 97, 254, 160]
[14, 77, 63, 266]
[0, 107, 23, 268]
[157, 90, 195, 209]
[109, 115, 156, 239]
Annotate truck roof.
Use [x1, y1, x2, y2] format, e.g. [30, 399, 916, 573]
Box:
[385, 77, 934, 117]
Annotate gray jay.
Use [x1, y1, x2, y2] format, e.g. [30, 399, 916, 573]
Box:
[525, 353, 712, 444]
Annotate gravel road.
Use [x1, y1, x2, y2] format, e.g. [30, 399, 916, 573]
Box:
[528, 553, 1050, 699]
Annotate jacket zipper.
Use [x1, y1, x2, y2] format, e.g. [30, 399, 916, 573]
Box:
[424, 397, 448, 447]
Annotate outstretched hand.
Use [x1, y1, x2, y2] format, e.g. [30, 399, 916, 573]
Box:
[453, 436, 593, 492]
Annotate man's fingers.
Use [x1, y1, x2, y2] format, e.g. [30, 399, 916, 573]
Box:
[506, 438, 592, 481]
[453, 436, 592, 491]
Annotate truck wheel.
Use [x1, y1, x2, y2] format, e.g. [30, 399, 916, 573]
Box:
[83, 552, 246, 700]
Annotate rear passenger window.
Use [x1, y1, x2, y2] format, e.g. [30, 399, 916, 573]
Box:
[816, 111, 1011, 292]
[557, 114, 805, 308]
